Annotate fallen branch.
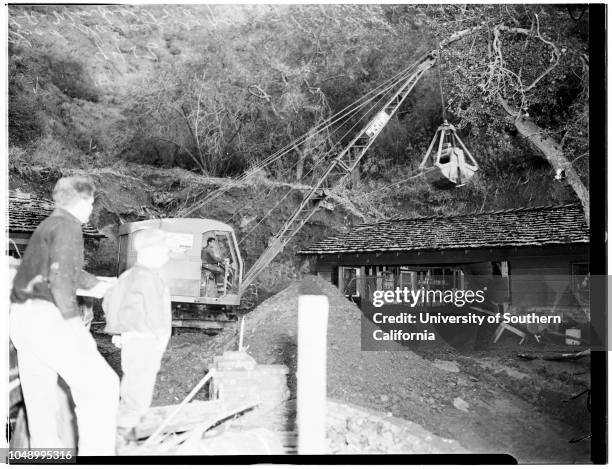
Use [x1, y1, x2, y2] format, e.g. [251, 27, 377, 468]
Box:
[441, 23, 487, 47]
[499, 98, 589, 226]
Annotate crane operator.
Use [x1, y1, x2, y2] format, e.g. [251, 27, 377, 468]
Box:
[201, 237, 232, 290]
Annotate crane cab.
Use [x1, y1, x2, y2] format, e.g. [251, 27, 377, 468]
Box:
[117, 218, 244, 329]
[418, 121, 479, 188]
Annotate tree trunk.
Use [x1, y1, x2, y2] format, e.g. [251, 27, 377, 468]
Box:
[500, 99, 589, 226]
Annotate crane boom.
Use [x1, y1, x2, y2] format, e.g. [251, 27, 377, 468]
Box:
[240, 52, 437, 293]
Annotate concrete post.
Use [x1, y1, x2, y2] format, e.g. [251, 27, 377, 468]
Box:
[297, 294, 329, 454]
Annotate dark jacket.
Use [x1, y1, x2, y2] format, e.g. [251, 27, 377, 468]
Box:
[11, 208, 98, 319]
[202, 245, 224, 265]
[102, 264, 171, 337]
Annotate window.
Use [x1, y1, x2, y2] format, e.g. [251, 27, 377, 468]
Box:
[399, 266, 464, 306]
[201, 230, 239, 295]
[339, 267, 360, 298]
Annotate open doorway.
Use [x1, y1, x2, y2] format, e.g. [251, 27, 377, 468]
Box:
[200, 231, 237, 297]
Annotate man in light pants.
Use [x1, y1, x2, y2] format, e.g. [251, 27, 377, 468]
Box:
[10, 176, 119, 455]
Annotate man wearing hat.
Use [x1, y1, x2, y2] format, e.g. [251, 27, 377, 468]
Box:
[102, 228, 172, 439]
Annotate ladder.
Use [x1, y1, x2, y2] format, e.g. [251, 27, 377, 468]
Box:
[239, 52, 437, 292]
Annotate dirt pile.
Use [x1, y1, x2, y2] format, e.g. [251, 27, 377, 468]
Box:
[239, 275, 457, 420]
[148, 274, 458, 417]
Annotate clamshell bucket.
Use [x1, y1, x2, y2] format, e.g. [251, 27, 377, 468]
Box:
[418, 121, 479, 187]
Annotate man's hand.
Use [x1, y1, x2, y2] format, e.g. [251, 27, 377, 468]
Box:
[111, 335, 123, 349]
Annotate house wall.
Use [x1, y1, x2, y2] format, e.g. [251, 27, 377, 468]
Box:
[305, 244, 590, 323]
[508, 251, 588, 309]
[9, 231, 103, 260]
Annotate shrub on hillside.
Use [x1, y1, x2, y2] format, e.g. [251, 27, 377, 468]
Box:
[44, 55, 100, 102]
[118, 137, 180, 167]
[9, 93, 43, 146]
[27, 135, 84, 168]
[9, 53, 44, 146]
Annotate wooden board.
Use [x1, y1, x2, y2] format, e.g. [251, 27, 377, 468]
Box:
[135, 399, 258, 440]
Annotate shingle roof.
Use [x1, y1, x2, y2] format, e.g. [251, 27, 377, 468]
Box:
[299, 204, 589, 255]
[8, 190, 105, 239]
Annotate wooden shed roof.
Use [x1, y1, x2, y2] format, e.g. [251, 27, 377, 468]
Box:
[299, 204, 589, 255]
[8, 190, 105, 239]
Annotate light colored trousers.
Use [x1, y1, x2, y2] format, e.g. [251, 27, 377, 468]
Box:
[118, 332, 168, 428]
[9, 299, 119, 455]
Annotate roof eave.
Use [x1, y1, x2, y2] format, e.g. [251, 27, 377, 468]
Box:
[298, 240, 590, 256]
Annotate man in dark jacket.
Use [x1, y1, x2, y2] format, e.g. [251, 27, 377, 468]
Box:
[10, 176, 119, 455]
[102, 228, 172, 436]
[201, 237, 228, 285]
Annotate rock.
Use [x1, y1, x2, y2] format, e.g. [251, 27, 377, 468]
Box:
[503, 368, 530, 380]
[453, 397, 470, 412]
[432, 359, 460, 373]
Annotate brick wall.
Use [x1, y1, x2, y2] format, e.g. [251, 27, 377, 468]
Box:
[209, 351, 290, 410]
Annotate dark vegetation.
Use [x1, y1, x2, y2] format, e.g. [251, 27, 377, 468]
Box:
[9, 5, 590, 276]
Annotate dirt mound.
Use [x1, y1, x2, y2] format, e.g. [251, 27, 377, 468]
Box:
[240, 275, 454, 421]
[150, 274, 455, 419]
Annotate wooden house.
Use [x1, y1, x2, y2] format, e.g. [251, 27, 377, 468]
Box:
[8, 189, 105, 258]
[299, 204, 590, 326]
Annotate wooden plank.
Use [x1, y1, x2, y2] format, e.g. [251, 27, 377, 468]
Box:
[135, 399, 258, 439]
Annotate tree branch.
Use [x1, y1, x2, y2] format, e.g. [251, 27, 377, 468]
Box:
[441, 23, 487, 47]
[499, 98, 589, 226]
[497, 14, 561, 92]
[174, 105, 205, 169]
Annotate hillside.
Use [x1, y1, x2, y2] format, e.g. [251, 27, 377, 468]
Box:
[8, 5, 589, 289]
